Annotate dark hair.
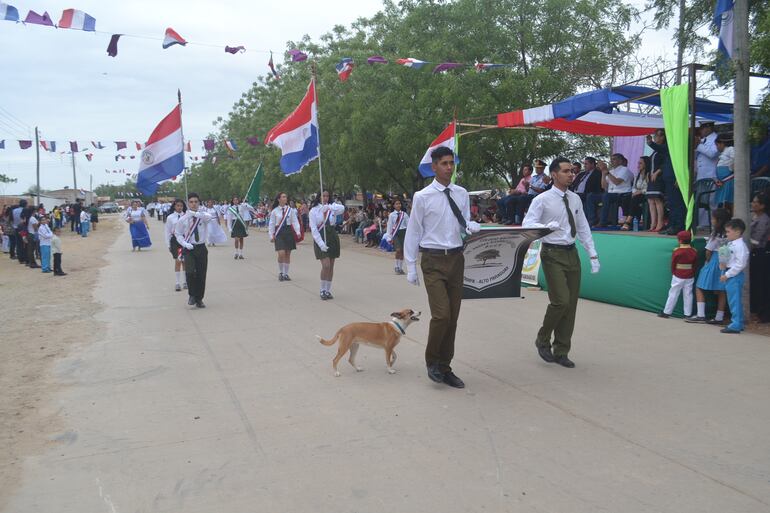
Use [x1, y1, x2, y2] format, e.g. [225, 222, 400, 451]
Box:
[639, 156, 652, 177]
[431, 146, 454, 162]
[272, 192, 288, 209]
[754, 191, 770, 213]
[716, 133, 734, 146]
[535, 159, 547, 167]
[711, 208, 731, 238]
[572, 161, 582, 170]
[310, 190, 331, 208]
[231, 195, 240, 204]
[549, 157, 571, 174]
[584, 157, 597, 166]
[611, 153, 627, 165]
[725, 218, 746, 234]
[18, 199, 27, 208]
[392, 197, 403, 209]
[172, 199, 187, 212]
[522, 163, 533, 171]
[188, 192, 200, 201]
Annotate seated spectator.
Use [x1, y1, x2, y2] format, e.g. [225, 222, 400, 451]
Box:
[599, 153, 634, 227]
[621, 156, 650, 230]
[583, 158, 608, 226]
[574, 157, 603, 224]
[354, 212, 371, 243]
[750, 192, 770, 322]
[497, 164, 532, 224]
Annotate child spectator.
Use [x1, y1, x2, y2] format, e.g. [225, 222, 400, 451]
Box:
[51, 226, 66, 276]
[719, 219, 750, 333]
[658, 231, 697, 318]
[37, 215, 53, 273]
[80, 208, 91, 237]
[687, 208, 730, 324]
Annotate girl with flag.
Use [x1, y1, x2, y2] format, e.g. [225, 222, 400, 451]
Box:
[383, 198, 410, 275]
[268, 192, 302, 281]
[165, 199, 187, 291]
[225, 196, 250, 259]
[123, 200, 152, 251]
[309, 191, 345, 300]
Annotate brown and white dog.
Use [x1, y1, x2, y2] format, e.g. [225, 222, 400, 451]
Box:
[317, 309, 421, 376]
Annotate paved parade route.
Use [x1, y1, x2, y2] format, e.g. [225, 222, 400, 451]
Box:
[4, 219, 770, 513]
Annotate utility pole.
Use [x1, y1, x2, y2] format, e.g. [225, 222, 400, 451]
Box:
[89, 174, 93, 205]
[71, 151, 78, 190]
[34, 126, 40, 204]
[732, 0, 751, 308]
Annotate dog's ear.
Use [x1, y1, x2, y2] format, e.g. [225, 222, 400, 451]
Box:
[390, 311, 403, 319]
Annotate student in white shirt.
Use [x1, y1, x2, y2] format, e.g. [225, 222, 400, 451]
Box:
[25, 207, 40, 268]
[51, 226, 66, 276]
[598, 153, 634, 227]
[383, 198, 410, 275]
[79, 209, 91, 237]
[523, 157, 600, 368]
[204, 199, 228, 246]
[719, 218, 750, 334]
[404, 146, 481, 388]
[174, 193, 213, 308]
[225, 196, 250, 259]
[165, 199, 187, 292]
[309, 191, 345, 300]
[37, 215, 53, 273]
[268, 192, 302, 282]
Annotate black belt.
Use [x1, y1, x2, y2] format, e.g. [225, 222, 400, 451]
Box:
[419, 246, 463, 255]
[542, 242, 575, 250]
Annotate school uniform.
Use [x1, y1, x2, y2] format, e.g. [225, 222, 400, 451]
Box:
[696, 235, 727, 292]
[165, 212, 184, 259]
[174, 210, 212, 306]
[225, 204, 250, 238]
[310, 202, 345, 260]
[79, 211, 91, 237]
[385, 209, 409, 273]
[37, 223, 53, 272]
[124, 207, 152, 248]
[663, 244, 697, 316]
[204, 207, 228, 245]
[268, 206, 301, 251]
[723, 238, 750, 332]
[51, 233, 65, 275]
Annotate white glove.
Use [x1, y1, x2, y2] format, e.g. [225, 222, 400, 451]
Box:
[182, 242, 194, 251]
[466, 221, 481, 234]
[406, 268, 420, 286]
[590, 258, 600, 274]
[546, 221, 560, 231]
[318, 243, 329, 253]
[383, 233, 392, 243]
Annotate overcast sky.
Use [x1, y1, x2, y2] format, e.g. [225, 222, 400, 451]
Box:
[0, 0, 766, 196]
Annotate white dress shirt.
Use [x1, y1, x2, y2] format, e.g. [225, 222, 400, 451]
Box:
[38, 224, 53, 246]
[12, 206, 23, 228]
[27, 216, 38, 234]
[80, 211, 90, 223]
[174, 210, 212, 247]
[268, 206, 301, 238]
[225, 203, 252, 231]
[696, 132, 719, 180]
[724, 238, 749, 278]
[51, 234, 62, 254]
[164, 211, 183, 247]
[309, 202, 345, 248]
[124, 207, 146, 223]
[717, 146, 735, 171]
[522, 186, 598, 257]
[404, 180, 470, 269]
[606, 165, 634, 193]
[386, 210, 410, 237]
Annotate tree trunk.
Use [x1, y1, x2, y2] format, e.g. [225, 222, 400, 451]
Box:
[674, 0, 687, 84]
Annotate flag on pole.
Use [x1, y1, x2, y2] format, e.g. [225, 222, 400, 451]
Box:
[136, 104, 185, 195]
[268, 51, 280, 79]
[714, 0, 734, 60]
[162, 27, 187, 49]
[418, 121, 457, 178]
[336, 58, 354, 81]
[245, 162, 264, 206]
[1, 3, 19, 21]
[58, 8, 95, 31]
[264, 80, 319, 175]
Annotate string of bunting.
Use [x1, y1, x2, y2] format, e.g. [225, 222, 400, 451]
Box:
[1, 2, 517, 80]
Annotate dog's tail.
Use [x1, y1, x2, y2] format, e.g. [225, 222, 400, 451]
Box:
[316, 330, 340, 346]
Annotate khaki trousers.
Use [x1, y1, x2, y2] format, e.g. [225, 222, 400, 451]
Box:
[421, 252, 464, 372]
[536, 245, 581, 356]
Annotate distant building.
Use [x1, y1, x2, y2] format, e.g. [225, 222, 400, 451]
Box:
[0, 194, 68, 211]
[46, 188, 95, 206]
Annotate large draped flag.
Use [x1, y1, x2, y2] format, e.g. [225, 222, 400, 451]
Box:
[136, 105, 185, 195]
[660, 84, 695, 230]
[162, 28, 186, 49]
[1, 3, 19, 21]
[714, 0, 734, 60]
[264, 80, 319, 176]
[58, 9, 95, 31]
[418, 121, 457, 178]
[245, 162, 264, 205]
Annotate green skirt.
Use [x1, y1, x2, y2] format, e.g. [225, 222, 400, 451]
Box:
[274, 226, 296, 251]
[231, 219, 248, 238]
[393, 229, 406, 251]
[314, 227, 340, 259]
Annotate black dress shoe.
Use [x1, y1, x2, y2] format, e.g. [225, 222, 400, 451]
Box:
[442, 371, 465, 389]
[54, 272, 67, 276]
[554, 355, 575, 368]
[426, 364, 445, 383]
[537, 345, 555, 363]
[195, 301, 206, 308]
[188, 296, 196, 305]
[283, 275, 291, 281]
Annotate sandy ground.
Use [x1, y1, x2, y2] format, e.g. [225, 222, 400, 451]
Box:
[0, 215, 121, 509]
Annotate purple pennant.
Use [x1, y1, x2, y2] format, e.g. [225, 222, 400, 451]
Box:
[115, 141, 127, 150]
[225, 45, 245, 54]
[246, 136, 260, 146]
[367, 55, 388, 65]
[203, 139, 215, 151]
[432, 62, 464, 74]
[107, 34, 121, 57]
[24, 10, 54, 26]
[0, 140, 4, 149]
[19, 140, 32, 149]
[70, 141, 78, 152]
[288, 49, 307, 62]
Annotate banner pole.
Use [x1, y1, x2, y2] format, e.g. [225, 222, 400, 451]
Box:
[311, 63, 324, 199]
[177, 89, 188, 200]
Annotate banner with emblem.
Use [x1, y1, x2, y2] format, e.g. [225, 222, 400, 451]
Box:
[520, 239, 544, 286]
[462, 226, 549, 299]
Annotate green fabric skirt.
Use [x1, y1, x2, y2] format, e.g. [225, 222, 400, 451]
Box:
[393, 229, 406, 251]
[230, 219, 248, 238]
[274, 226, 296, 251]
[313, 227, 340, 259]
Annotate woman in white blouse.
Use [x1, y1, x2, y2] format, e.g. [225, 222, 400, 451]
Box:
[383, 198, 410, 274]
[309, 191, 345, 300]
[123, 200, 152, 251]
[268, 192, 302, 282]
[165, 199, 187, 291]
[714, 134, 735, 210]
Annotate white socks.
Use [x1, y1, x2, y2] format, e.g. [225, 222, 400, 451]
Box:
[395, 259, 403, 271]
[279, 263, 289, 275]
[175, 271, 182, 286]
[697, 302, 706, 318]
[320, 280, 332, 293]
[714, 310, 725, 321]
[235, 248, 242, 257]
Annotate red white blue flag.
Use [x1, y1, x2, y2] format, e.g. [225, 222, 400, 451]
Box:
[162, 27, 186, 49]
[419, 121, 456, 178]
[336, 58, 354, 81]
[58, 9, 95, 31]
[136, 105, 185, 195]
[264, 81, 319, 176]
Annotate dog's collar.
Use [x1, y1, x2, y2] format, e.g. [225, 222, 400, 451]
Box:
[390, 319, 406, 335]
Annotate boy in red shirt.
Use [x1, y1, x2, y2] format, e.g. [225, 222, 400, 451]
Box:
[658, 231, 698, 319]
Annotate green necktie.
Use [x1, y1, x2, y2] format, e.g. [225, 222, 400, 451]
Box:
[563, 193, 577, 238]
